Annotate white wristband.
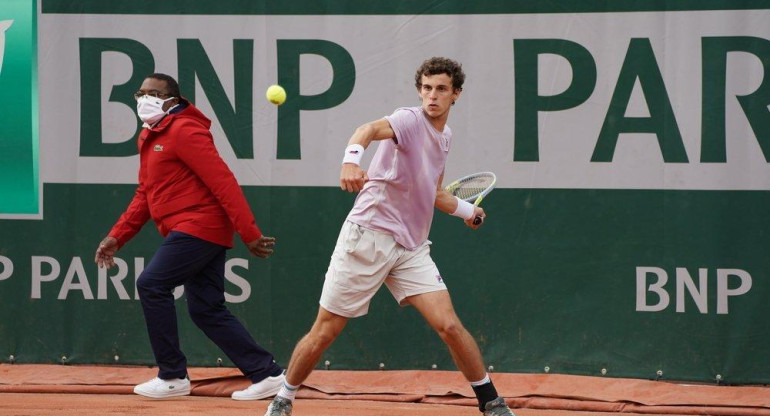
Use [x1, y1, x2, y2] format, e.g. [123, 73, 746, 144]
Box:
[342, 144, 365, 165]
[451, 196, 475, 220]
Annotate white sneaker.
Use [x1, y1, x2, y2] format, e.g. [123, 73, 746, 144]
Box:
[133, 376, 191, 398]
[231, 372, 285, 400]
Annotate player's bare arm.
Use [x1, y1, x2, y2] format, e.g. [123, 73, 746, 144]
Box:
[434, 171, 485, 229]
[340, 118, 395, 192]
[434, 171, 456, 213]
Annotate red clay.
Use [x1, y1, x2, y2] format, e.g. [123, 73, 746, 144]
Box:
[0, 393, 705, 416]
[1, 365, 769, 415]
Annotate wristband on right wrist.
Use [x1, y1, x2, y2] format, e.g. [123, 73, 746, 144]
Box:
[342, 144, 365, 165]
[451, 196, 475, 220]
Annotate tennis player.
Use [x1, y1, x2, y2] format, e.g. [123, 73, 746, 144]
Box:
[264, 57, 515, 416]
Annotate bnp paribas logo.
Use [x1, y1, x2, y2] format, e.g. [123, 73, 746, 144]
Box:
[0, 20, 13, 75]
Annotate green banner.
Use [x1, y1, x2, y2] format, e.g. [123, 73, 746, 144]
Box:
[0, 0, 38, 217]
[1, 184, 768, 384]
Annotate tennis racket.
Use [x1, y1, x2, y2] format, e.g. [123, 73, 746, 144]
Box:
[445, 172, 497, 225]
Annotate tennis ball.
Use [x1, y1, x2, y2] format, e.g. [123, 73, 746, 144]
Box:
[266, 84, 286, 105]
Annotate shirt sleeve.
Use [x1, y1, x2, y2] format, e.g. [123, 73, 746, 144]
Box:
[384, 107, 421, 150]
[175, 123, 263, 244]
[108, 184, 151, 247]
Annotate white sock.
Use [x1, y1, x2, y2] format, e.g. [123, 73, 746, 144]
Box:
[469, 373, 491, 387]
[277, 380, 300, 402]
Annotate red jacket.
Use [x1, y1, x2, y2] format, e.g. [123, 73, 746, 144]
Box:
[108, 102, 262, 248]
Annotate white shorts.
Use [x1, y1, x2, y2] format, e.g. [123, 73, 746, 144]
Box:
[319, 221, 447, 318]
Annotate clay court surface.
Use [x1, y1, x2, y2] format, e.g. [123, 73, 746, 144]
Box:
[0, 394, 714, 416]
[2, 364, 769, 415]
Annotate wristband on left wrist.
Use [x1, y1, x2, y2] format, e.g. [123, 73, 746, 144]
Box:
[451, 196, 475, 220]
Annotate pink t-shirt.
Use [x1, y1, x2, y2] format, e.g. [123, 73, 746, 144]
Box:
[347, 107, 451, 250]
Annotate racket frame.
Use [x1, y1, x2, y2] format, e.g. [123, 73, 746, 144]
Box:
[444, 171, 496, 224]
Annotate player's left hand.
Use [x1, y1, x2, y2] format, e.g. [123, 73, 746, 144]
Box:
[464, 206, 485, 230]
[248, 235, 276, 258]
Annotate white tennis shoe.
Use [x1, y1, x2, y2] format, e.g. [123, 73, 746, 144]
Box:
[133, 376, 191, 398]
[231, 372, 285, 400]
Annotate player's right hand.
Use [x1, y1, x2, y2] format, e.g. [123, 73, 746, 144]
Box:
[464, 206, 486, 230]
[95, 236, 119, 269]
[341, 163, 369, 192]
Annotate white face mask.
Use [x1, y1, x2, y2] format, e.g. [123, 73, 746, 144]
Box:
[136, 95, 175, 125]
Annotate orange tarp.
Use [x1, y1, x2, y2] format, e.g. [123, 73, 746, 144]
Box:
[1, 364, 769, 415]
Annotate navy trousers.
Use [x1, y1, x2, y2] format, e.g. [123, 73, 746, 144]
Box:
[136, 231, 281, 382]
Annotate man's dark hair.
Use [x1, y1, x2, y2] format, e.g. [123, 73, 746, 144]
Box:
[146, 73, 181, 97]
[414, 57, 465, 91]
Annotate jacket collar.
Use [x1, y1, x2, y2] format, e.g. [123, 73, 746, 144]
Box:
[143, 99, 189, 132]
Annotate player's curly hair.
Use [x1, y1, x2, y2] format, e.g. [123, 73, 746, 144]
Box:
[414, 57, 465, 91]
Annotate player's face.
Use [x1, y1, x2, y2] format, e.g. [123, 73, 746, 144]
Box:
[418, 73, 460, 120]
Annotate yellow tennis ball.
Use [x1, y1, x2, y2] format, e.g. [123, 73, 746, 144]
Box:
[266, 84, 286, 105]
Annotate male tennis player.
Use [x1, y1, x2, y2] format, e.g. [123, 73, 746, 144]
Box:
[264, 57, 515, 416]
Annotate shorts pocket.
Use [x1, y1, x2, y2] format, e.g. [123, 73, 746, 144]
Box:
[343, 223, 364, 253]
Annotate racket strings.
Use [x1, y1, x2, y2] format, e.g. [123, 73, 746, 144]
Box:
[451, 176, 495, 201]
[453, 187, 487, 200]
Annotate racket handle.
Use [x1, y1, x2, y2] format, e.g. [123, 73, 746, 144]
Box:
[473, 215, 483, 225]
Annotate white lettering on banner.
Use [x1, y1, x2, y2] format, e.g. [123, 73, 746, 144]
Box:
[636, 266, 752, 314]
[173, 284, 184, 300]
[26, 256, 253, 303]
[31, 256, 60, 299]
[134, 257, 144, 301]
[636, 267, 669, 312]
[225, 258, 251, 304]
[37, 10, 770, 190]
[717, 269, 752, 314]
[675, 268, 708, 313]
[58, 257, 94, 300]
[0, 256, 12, 281]
[98, 258, 131, 300]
